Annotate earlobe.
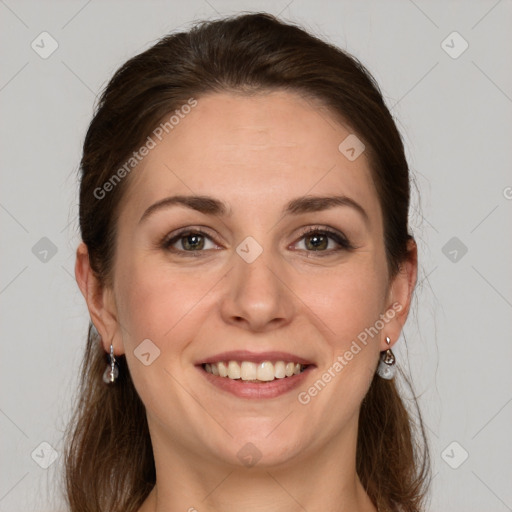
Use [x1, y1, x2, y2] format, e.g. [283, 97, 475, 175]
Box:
[75, 242, 121, 353]
[382, 237, 418, 350]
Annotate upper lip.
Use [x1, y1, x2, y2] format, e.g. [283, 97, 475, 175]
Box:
[197, 350, 315, 366]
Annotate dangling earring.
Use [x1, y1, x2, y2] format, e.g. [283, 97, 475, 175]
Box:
[377, 336, 396, 380]
[103, 343, 119, 384]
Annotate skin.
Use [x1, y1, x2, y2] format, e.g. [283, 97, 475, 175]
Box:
[75, 90, 417, 512]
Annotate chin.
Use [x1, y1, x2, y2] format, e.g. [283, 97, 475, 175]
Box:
[203, 422, 311, 470]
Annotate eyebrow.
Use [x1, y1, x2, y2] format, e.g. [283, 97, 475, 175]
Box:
[138, 194, 369, 224]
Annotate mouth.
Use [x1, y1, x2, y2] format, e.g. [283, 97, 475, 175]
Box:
[197, 351, 315, 399]
[202, 360, 309, 382]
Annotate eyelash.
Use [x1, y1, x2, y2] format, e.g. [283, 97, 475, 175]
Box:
[160, 225, 354, 257]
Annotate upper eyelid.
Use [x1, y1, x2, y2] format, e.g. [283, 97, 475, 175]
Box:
[163, 225, 218, 241]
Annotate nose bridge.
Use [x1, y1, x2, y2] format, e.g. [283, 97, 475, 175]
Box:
[220, 237, 294, 330]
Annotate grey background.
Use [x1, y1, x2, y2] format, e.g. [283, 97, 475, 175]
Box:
[1, 1, 511, 511]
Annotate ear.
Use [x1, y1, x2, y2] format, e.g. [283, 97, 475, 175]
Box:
[75, 242, 124, 355]
[381, 237, 417, 351]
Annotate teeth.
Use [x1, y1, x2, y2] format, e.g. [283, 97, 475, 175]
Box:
[241, 361, 257, 381]
[257, 361, 274, 381]
[274, 361, 286, 379]
[218, 361, 228, 377]
[227, 361, 241, 379]
[203, 360, 307, 381]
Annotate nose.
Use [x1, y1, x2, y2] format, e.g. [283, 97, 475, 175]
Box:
[219, 247, 295, 332]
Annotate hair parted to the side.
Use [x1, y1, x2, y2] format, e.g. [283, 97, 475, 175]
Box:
[64, 12, 431, 512]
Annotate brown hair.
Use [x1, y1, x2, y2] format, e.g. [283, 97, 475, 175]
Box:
[64, 12, 431, 512]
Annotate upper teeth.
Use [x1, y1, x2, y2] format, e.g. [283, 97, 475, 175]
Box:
[204, 361, 305, 381]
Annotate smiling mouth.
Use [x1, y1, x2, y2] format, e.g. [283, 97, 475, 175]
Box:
[202, 360, 309, 383]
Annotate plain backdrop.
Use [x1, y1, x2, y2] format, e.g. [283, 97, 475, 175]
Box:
[1, 1, 511, 511]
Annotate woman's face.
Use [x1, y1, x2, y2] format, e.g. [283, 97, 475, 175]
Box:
[90, 90, 414, 469]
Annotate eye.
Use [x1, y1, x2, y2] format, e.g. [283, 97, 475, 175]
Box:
[161, 229, 220, 254]
[160, 226, 353, 257]
[292, 226, 353, 254]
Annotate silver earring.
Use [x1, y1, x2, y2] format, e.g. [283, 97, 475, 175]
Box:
[103, 343, 119, 384]
[377, 336, 396, 380]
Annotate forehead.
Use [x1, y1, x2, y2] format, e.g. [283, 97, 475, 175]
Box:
[120, 90, 380, 222]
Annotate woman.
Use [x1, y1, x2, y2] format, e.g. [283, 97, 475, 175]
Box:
[65, 12, 431, 512]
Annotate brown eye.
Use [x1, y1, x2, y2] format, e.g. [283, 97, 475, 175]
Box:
[304, 232, 329, 251]
[162, 230, 219, 254]
[180, 233, 206, 251]
[293, 227, 353, 254]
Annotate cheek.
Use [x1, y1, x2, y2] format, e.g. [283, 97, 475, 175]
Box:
[113, 259, 214, 418]
[294, 260, 388, 351]
[114, 251, 229, 378]
[289, 263, 388, 444]
[115, 260, 207, 347]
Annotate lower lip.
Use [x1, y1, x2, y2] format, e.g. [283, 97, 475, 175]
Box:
[197, 365, 314, 399]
